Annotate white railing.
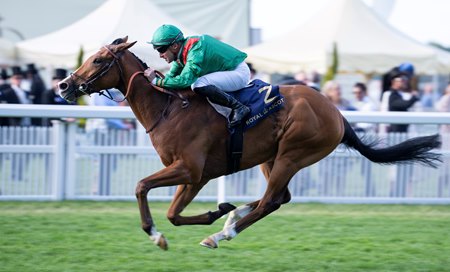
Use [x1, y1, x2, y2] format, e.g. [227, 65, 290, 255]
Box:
[1, 104, 450, 204]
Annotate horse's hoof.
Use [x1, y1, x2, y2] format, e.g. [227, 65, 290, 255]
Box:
[218, 202, 237, 214]
[199, 237, 218, 249]
[156, 234, 169, 251]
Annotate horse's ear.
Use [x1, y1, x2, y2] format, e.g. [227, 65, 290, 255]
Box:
[111, 36, 129, 45]
[115, 41, 137, 52]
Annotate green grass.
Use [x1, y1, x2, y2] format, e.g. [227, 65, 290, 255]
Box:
[0, 202, 449, 272]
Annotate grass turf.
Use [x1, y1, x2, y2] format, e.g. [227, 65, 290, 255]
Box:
[0, 201, 449, 272]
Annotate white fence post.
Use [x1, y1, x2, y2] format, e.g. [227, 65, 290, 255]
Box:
[217, 176, 226, 204]
[51, 120, 66, 200]
[64, 122, 77, 199]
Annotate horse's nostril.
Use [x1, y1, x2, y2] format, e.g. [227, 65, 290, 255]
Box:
[59, 82, 69, 91]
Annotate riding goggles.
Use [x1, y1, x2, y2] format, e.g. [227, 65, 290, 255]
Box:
[153, 31, 183, 53]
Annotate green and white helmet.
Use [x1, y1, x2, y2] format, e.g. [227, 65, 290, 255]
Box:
[149, 24, 184, 48]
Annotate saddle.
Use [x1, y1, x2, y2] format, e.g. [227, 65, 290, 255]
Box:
[208, 79, 284, 130]
[221, 80, 285, 174]
[151, 76, 285, 174]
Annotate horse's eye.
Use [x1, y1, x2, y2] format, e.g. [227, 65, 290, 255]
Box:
[93, 58, 103, 64]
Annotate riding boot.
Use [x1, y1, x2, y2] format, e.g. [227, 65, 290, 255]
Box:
[194, 85, 251, 127]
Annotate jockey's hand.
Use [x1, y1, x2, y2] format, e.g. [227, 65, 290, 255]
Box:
[144, 68, 156, 83]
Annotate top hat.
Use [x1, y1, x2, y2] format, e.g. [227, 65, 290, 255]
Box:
[1, 68, 9, 80]
[11, 66, 24, 77]
[26, 63, 38, 75]
[52, 68, 68, 80]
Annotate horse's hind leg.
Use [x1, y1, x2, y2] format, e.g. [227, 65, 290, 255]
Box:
[221, 161, 291, 229]
[202, 160, 294, 248]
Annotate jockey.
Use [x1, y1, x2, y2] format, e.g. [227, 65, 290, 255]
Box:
[145, 24, 251, 127]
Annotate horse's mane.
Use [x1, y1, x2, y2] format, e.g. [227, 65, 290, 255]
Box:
[130, 51, 149, 70]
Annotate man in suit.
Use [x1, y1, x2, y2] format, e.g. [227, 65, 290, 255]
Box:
[42, 68, 75, 126]
[387, 73, 419, 133]
[0, 68, 14, 126]
[43, 68, 71, 105]
[25, 63, 46, 125]
[0, 66, 31, 126]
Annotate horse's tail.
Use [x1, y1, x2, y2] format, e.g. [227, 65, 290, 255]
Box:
[340, 118, 442, 168]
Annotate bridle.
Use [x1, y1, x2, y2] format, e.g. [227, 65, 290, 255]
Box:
[68, 46, 127, 102]
[70, 45, 190, 106]
[68, 44, 190, 132]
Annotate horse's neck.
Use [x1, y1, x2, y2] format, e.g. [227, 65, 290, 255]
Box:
[120, 66, 167, 132]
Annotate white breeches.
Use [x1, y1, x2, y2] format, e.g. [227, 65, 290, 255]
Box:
[191, 62, 251, 92]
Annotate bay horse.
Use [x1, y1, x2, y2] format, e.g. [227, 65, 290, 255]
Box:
[58, 37, 441, 250]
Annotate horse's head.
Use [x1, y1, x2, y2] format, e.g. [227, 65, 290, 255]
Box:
[58, 36, 137, 102]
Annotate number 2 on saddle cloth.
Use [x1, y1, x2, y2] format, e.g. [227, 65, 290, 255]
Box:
[210, 79, 285, 174]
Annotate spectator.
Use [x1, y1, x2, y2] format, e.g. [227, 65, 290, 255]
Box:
[277, 75, 304, 85]
[381, 62, 416, 100]
[0, 68, 13, 126]
[398, 62, 418, 92]
[296, 70, 321, 91]
[321, 81, 355, 195]
[436, 83, 450, 134]
[42, 68, 75, 126]
[24, 64, 46, 104]
[385, 73, 419, 197]
[352, 82, 378, 133]
[294, 71, 308, 82]
[278, 71, 321, 91]
[435, 83, 450, 195]
[387, 73, 419, 133]
[0, 68, 9, 89]
[24, 63, 47, 126]
[308, 70, 321, 90]
[351, 82, 378, 195]
[0, 66, 31, 126]
[43, 68, 72, 105]
[420, 83, 435, 111]
[323, 80, 356, 110]
[0, 68, 11, 96]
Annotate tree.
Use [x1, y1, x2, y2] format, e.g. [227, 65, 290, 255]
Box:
[322, 42, 339, 85]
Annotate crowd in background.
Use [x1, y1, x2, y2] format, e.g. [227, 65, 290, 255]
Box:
[0, 64, 135, 130]
[1, 62, 450, 134]
[273, 62, 450, 134]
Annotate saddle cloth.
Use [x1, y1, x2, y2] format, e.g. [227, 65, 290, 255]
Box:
[208, 79, 284, 129]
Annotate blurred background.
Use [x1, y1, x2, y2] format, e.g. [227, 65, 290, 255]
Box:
[1, 0, 450, 96]
[1, 0, 450, 203]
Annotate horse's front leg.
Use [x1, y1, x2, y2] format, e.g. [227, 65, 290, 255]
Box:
[135, 160, 192, 250]
[166, 181, 237, 226]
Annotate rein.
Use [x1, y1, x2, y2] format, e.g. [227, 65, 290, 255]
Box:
[125, 70, 189, 108]
[150, 70, 189, 108]
[125, 70, 189, 133]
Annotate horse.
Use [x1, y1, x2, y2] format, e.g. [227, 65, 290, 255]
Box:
[58, 37, 441, 250]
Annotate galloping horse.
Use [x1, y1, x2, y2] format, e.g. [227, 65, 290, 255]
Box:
[58, 37, 441, 250]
